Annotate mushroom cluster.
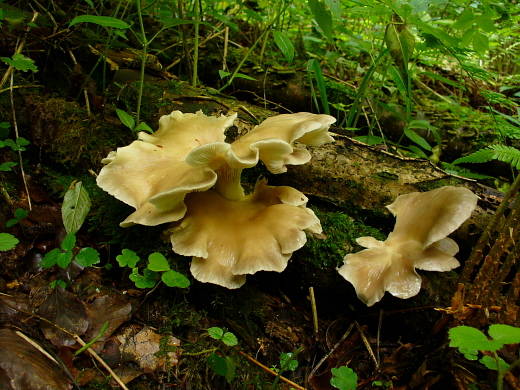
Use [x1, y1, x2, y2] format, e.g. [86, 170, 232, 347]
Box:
[98, 110, 336, 288]
[337, 186, 478, 306]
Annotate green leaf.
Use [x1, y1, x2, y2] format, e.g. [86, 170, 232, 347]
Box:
[62, 180, 91, 234]
[308, 0, 333, 41]
[0, 232, 18, 251]
[472, 31, 489, 54]
[452, 148, 495, 165]
[161, 269, 190, 288]
[0, 53, 38, 72]
[115, 109, 135, 130]
[353, 135, 384, 145]
[41, 248, 62, 268]
[488, 324, 520, 345]
[221, 331, 238, 347]
[129, 268, 157, 288]
[208, 327, 225, 340]
[0, 161, 17, 171]
[116, 249, 140, 268]
[6, 208, 28, 227]
[207, 353, 228, 377]
[404, 128, 432, 151]
[61, 232, 76, 252]
[488, 145, 520, 169]
[273, 31, 295, 63]
[83, 0, 95, 7]
[388, 65, 406, 97]
[50, 279, 67, 289]
[479, 355, 509, 372]
[307, 59, 329, 114]
[75, 247, 100, 267]
[224, 356, 236, 383]
[280, 352, 298, 372]
[449, 326, 502, 360]
[56, 251, 74, 269]
[147, 252, 170, 272]
[134, 122, 153, 133]
[69, 15, 130, 29]
[330, 366, 358, 390]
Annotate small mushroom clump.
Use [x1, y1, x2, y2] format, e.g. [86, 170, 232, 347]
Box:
[98, 110, 336, 288]
[337, 186, 478, 306]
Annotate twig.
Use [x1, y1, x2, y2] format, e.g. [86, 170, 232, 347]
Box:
[68, 51, 91, 117]
[238, 351, 306, 390]
[9, 71, 32, 211]
[0, 12, 39, 90]
[309, 287, 319, 340]
[376, 309, 383, 365]
[0, 296, 129, 390]
[354, 321, 379, 369]
[310, 322, 355, 379]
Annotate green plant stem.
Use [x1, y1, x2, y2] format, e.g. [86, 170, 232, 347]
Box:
[192, 0, 200, 87]
[218, 2, 288, 93]
[136, 0, 148, 125]
[183, 347, 217, 356]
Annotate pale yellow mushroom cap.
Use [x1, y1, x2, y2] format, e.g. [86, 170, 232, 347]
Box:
[97, 111, 237, 226]
[169, 180, 322, 289]
[231, 112, 336, 173]
[338, 186, 478, 306]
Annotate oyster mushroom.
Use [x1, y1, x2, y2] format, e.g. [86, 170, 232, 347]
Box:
[337, 186, 478, 306]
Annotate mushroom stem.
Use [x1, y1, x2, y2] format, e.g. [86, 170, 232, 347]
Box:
[214, 166, 245, 201]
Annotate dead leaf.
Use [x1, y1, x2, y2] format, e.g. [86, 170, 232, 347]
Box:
[84, 294, 132, 352]
[117, 325, 180, 373]
[38, 288, 89, 347]
[0, 328, 71, 390]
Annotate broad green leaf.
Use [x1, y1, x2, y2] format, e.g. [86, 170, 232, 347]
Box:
[221, 331, 238, 347]
[0, 232, 18, 251]
[134, 122, 153, 133]
[41, 248, 62, 268]
[472, 31, 489, 54]
[56, 251, 74, 269]
[273, 31, 295, 63]
[330, 366, 358, 390]
[75, 247, 100, 267]
[69, 15, 130, 29]
[388, 65, 406, 96]
[0, 161, 17, 172]
[224, 356, 236, 383]
[235, 73, 257, 81]
[61, 232, 76, 252]
[207, 353, 228, 377]
[449, 326, 502, 361]
[0, 53, 38, 72]
[208, 327, 225, 340]
[308, 0, 333, 41]
[147, 252, 170, 272]
[115, 109, 135, 130]
[62, 180, 91, 234]
[129, 268, 157, 288]
[404, 128, 432, 151]
[479, 355, 509, 372]
[161, 269, 190, 288]
[488, 324, 520, 345]
[116, 249, 140, 268]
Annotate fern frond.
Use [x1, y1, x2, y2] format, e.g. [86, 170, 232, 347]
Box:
[453, 148, 495, 165]
[489, 145, 520, 169]
[497, 120, 520, 140]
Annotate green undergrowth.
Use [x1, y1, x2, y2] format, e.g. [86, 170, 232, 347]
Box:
[304, 208, 385, 269]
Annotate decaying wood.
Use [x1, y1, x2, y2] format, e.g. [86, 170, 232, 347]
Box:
[273, 133, 501, 233]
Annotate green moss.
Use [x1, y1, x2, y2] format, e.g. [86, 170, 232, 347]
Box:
[303, 208, 385, 269]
